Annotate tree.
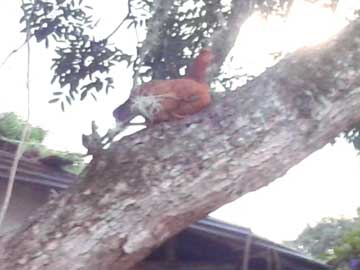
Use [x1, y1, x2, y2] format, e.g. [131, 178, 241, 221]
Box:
[1, 0, 360, 270]
[285, 214, 360, 261]
[0, 112, 46, 144]
[0, 112, 84, 173]
[286, 209, 360, 269]
[333, 224, 360, 270]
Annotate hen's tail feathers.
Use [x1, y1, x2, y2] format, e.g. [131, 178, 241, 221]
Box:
[112, 99, 134, 124]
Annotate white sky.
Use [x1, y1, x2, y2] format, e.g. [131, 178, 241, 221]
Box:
[1, 0, 360, 243]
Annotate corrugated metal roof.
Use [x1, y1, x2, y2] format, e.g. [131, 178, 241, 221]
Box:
[0, 149, 78, 188]
[190, 217, 330, 269]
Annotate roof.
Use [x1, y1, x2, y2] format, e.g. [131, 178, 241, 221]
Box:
[189, 217, 330, 269]
[0, 149, 77, 188]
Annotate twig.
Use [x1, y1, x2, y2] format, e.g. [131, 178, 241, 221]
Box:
[100, 121, 144, 146]
[209, 0, 255, 80]
[0, 40, 28, 72]
[105, 0, 132, 40]
[0, 1, 33, 232]
[132, 0, 174, 87]
[105, 15, 129, 41]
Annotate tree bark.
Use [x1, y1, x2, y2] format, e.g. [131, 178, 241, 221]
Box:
[2, 17, 360, 270]
[211, 0, 255, 78]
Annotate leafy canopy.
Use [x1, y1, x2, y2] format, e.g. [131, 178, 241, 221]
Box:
[19, 0, 314, 111]
[0, 112, 46, 143]
[285, 209, 360, 269]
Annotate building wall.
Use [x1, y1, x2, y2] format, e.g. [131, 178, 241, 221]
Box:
[0, 181, 53, 234]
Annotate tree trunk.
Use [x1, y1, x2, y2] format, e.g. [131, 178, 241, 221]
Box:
[211, 0, 255, 78]
[2, 18, 360, 270]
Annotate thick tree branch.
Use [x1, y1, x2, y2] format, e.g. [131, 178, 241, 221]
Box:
[2, 18, 360, 270]
[211, 0, 255, 78]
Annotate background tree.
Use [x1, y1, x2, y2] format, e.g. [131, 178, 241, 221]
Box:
[333, 222, 360, 270]
[0, 112, 84, 174]
[286, 209, 360, 270]
[0, 112, 46, 144]
[285, 211, 360, 261]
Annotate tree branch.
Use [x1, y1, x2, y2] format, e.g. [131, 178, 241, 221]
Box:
[0, 40, 28, 71]
[210, 0, 255, 79]
[105, 0, 132, 41]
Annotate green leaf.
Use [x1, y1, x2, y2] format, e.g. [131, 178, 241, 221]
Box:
[49, 98, 60, 103]
[80, 90, 88, 100]
[66, 96, 72, 105]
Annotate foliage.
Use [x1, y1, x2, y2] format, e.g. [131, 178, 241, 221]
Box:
[285, 209, 360, 269]
[334, 227, 360, 262]
[21, 0, 132, 111]
[0, 112, 46, 143]
[18, 0, 318, 111]
[344, 126, 360, 152]
[332, 211, 360, 270]
[0, 112, 84, 174]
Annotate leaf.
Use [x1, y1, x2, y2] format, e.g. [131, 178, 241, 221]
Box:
[51, 75, 57, 84]
[80, 90, 88, 100]
[61, 101, 65, 112]
[66, 96, 72, 105]
[70, 90, 75, 100]
[95, 79, 103, 91]
[49, 98, 60, 103]
[19, 16, 26, 24]
[127, 20, 136, 29]
[94, 19, 100, 27]
[53, 92, 63, 96]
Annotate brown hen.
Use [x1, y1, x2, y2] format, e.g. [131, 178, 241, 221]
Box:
[113, 48, 213, 124]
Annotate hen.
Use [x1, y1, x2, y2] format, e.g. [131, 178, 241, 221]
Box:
[113, 48, 213, 124]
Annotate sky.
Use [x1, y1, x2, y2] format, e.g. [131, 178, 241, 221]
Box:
[1, 0, 360, 243]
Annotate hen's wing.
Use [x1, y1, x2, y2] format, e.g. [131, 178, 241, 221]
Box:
[170, 79, 211, 118]
[131, 79, 211, 122]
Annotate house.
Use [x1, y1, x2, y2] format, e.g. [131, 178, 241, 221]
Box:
[0, 143, 329, 270]
[0, 143, 77, 234]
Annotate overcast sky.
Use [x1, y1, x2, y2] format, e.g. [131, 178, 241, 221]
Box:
[1, 0, 360, 243]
